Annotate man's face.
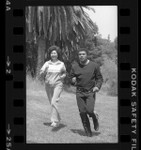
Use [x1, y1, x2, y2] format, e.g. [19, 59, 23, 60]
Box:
[78, 51, 87, 62]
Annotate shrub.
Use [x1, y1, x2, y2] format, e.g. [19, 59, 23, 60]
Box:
[101, 56, 117, 96]
[107, 79, 117, 96]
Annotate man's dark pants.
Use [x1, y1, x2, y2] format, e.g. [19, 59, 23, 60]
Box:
[76, 91, 96, 114]
[76, 90, 99, 136]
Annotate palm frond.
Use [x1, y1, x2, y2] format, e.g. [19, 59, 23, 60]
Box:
[83, 6, 95, 13]
[26, 6, 98, 62]
[43, 7, 47, 38]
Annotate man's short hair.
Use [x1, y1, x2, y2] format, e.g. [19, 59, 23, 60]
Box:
[78, 48, 88, 55]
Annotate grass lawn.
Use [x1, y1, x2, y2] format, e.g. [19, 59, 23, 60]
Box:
[26, 77, 118, 143]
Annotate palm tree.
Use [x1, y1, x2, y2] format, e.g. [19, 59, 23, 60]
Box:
[26, 6, 98, 78]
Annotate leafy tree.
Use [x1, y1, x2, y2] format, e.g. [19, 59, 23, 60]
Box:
[80, 32, 103, 66]
[96, 36, 117, 62]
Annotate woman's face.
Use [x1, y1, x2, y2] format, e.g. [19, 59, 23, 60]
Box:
[50, 50, 58, 60]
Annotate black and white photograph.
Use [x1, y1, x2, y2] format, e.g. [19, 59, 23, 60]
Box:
[26, 6, 118, 143]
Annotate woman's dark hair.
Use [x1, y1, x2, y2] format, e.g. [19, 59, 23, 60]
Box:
[48, 45, 61, 60]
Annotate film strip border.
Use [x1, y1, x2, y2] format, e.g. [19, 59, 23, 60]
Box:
[6, 1, 25, 149]
[5, 1, 138, 150]
[118, 3, 138, 150]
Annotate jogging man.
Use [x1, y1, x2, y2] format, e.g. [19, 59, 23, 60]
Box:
[70, 48, 103, 137]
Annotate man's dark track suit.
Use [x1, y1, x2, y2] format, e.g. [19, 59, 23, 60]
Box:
[70, 60, 103, 114]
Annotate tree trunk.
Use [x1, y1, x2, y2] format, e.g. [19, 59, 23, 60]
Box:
[36, 36, 46, 81]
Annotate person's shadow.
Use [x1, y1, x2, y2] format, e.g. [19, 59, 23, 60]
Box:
[43, 122, 51, 127]
[43, 122, 66, 132]
[71, 129, 101, 137]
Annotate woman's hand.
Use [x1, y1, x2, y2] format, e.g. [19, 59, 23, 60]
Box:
[60, 74, 66, 79]
[93, 87, 99, 92]
[39, 71, 45, 79]
[40, 66, 48, 76]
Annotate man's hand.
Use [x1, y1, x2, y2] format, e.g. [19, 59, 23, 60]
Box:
[93, 87, 99, 92]
[72, 77, 76, 84]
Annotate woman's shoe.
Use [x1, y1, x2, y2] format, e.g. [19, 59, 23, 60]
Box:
[50, 122, 59, 127]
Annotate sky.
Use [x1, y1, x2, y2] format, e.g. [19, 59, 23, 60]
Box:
[84, 6, 118, 42]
